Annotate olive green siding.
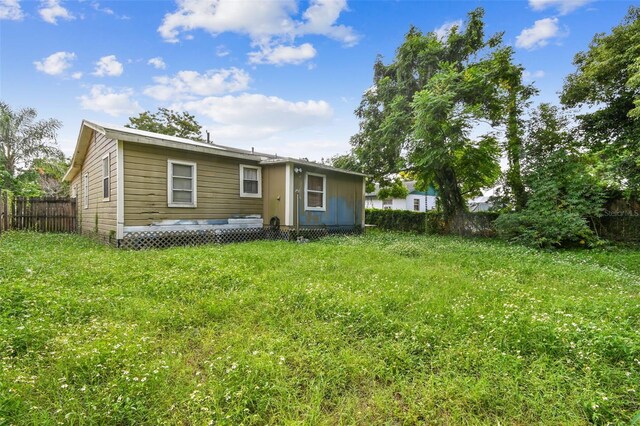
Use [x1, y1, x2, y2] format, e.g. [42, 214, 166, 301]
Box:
[292, 164, 364, 227]
[262, 164, 287, 226]
[122, 142, 262, 226]
[71, 131, 118, 238]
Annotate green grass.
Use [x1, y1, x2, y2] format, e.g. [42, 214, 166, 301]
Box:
[1, 231, 639, 425]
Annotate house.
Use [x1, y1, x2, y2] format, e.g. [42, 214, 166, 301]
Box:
[63, 120, 366, 246]
[365, 181, 437, 212]
[468, 195, 493, 212]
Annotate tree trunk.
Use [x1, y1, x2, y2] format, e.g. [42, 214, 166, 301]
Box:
[435, 165, 467, 233]
[505, 88, 527, 210]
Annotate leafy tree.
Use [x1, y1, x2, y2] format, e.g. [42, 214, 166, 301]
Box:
[14, 155, 70, 197]
[377, 178, 409, 200]
[324, 153, 361, 172]
[350, 9, 522, 229]
[126, 108, 203, 141]
[0, 101, 62, 181]
[495, 104, 605, 248]
[561, 6, 640, 196]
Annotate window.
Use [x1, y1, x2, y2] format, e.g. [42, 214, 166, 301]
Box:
[383, 198, 392, 210]
[102, 154, 110, 201]
[239, 165, 261, 197]
[83, 173, 89, 209]
[72, 184, 77, 199]
[305, 172, 326, 211]
[167, 160, 197, 207]
[413, 199, 420, 211]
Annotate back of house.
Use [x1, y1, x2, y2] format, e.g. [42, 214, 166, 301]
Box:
[63, 120, 366, 246]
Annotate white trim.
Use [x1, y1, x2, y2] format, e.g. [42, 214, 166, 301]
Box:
[239, 164, 262, 198]
[304, 172, 326, 212]
[116, 140, 124, 240]
[167, 159, 197, 208]
[361, 178, 366, 228]
[83, 173, 89, 209]
[285, 163, 292, 227]
[102, 153, 110, 201]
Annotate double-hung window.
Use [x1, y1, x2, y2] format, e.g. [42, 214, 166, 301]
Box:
[239, 165, 261, 197]
[83, 173, 89, 209]
[168, 160, 197, 207]
[382, 198, 392, 210]
[102, 154, 110, 201]
[413, 199, 420, 211]
[305, 172, 326, 211]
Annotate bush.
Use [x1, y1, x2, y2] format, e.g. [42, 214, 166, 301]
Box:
[495, 211, 599, 248]
[366, 209, 499, 236]
[365, 209, 426, 233]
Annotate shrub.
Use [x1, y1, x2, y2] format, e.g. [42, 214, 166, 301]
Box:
[366, 209, 499, 236]
[365, 209, 426, 233]
[495, 211, 599, 248]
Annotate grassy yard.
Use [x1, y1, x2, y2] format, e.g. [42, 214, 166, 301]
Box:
[0, 231, 639, 424]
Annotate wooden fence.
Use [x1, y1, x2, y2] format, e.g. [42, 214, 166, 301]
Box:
[0, 191, 77, 235]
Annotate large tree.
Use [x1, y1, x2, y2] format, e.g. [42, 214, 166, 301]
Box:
[495, 104, 605, 247]
[0, 102, 62, 180]
[126, 107, 203, 141]
[561, 6, 640, 196]
[350, 9, 524, 227]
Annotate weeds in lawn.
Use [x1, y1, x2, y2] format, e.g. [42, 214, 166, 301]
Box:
[0, 231, 639, 424]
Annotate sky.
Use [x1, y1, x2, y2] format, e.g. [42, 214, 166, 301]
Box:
[0, 0, 635, 161]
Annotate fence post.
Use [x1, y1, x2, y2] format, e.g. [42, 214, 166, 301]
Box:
[4, 191, 9, 232]
[0, 188, 3, 235]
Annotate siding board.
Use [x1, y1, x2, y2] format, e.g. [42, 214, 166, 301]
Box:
[123, 142, 262, 226]
[73, 131, 118, 238]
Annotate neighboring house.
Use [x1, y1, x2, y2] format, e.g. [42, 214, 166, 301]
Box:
[63, 120, 366, 245]
[365, 181, 438, 212]
[468, 195, 493, 212]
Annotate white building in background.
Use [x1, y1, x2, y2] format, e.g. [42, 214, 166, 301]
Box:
[365, 181, 438, 212]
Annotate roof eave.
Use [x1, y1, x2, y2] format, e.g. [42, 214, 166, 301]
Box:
[63, 120, 105, 182]
[103, 128, 267, 162]
[259, 158, 368, 177]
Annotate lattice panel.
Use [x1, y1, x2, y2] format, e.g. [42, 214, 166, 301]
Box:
[118, 226, 362, 250]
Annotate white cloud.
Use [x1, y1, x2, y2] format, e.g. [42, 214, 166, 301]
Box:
[148, 57, 167, 69]
[433, 19, 463, 40]
[71, 71, 83, 80]
[216, 45, 230, 57]
[158, 0, 359, 54]
[79, 85, 141, 116]
[92, 1, 113, 15]
[34, 51, 76, 76]
[144, 68, 250, 101]
[296, 0, 358, 46]
[93, 55, 124, 77]
[177, 93, 333, 141]
[248, 43, 317, 65]
[529, 0, 592, 15]
[91, 1, 129, 20]
[0, 0, 24, 20]
[523, 69, 545, 81]
[39, 0, 74, 24]
[516, 17, 561, 50]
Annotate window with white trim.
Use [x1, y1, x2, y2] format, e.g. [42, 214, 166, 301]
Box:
[168, 160, 197, 207]
[413, 199, 420, 211]
[305, 172, 326, 211]
[239, 164, 261, 197]
[102, 154, 110, 201]
[382, 198, 392, 210]
[83, 173, 89, 209]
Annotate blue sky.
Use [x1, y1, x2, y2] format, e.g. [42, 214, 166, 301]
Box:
[0, 0, 635, 161]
